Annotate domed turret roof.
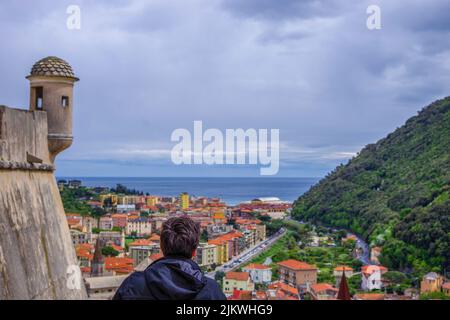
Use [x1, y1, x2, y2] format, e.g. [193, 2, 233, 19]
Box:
[28, 56, 78, 80]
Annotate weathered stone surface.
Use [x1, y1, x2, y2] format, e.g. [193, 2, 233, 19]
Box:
[0, 105, 87, 299]
[0, 170, 86, 299]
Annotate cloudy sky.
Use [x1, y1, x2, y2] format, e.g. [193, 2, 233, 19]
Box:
[1, 0, 450, 177]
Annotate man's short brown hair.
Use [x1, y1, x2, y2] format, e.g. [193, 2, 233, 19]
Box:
[160, 216, 200, 258]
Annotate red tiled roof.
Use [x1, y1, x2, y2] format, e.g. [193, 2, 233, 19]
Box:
[76, 243, 94, 251]
[80, 266, 91, 273]
[230, 289, 253, 300]
[111, 214, 128, 218]
[149, 234, 160, 241]
[354, 293, 385, 300]
[208, 238, 226, 245]
[334, 265, 353, 272]
[128, 239, 155, 247]
[442, 282, 450, 290]
[277, 259, 316, 271]
[225, 271, 250, 281]
[310, 283, 338, 293]
[235, 219, 262, 225]
[268, 281, 299, 296]
[361, 265, 388, 275]
[105, 257, 134, 273]
[76, 249, 93, 260]
[110, 244, 124, 252]
[67, 218, 81, 226]
[254, 291, 267, 300]
[243, 263, 271, 270]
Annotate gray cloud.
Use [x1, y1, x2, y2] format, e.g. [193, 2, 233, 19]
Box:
[221, 0, 342, 21]
[1, 0, 450, 177]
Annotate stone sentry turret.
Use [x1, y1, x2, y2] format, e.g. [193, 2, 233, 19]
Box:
[27, 56, 79, 162]
[0, 57, 87, 299]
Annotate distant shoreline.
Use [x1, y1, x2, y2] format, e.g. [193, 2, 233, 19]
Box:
[57, 177, 319, 206]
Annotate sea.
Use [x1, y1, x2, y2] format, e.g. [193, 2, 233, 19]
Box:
[57, 177, 320, 205]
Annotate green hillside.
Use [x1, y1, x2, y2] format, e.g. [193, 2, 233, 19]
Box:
[292, 97, 450, 275]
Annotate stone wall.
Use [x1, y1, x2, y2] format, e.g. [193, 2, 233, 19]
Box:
[0, 106, 86, 299]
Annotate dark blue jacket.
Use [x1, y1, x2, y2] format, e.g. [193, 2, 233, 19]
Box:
[112, 256, 226, 300]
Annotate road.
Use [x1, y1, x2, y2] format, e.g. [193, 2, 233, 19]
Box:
[206, 227, 286, 279]
[205, 218, 371, 280]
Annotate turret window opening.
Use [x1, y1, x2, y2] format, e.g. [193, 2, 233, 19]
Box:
[35, 86, 43, 109]
[61, 96, 69, 107]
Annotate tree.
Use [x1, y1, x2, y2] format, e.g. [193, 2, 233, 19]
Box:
[91, 206, 106, 219]
[215, 271, 225, 284]
[383, 271, 407, 285]
[102, 246, 119, 257]
[92, 227, 101, 234]
[200, 229, 208, 242]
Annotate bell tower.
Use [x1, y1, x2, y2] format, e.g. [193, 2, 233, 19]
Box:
[26, 56, 79, 162]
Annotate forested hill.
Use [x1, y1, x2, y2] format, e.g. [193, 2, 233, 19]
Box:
[292, 97, 450, 274]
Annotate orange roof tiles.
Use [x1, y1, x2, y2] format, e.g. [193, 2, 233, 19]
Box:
[254, 291, 267, 300]
[268, 281, 299, 296]
[225, 272, 250, 281]
[67, 218, 81, 226]
[110, 244, 124, 252]
[128, 239, 155, 247]
[334, 265, 353, 272]
[149, 234, 160, 241]
[76, 243, 94, 251]
[105, 257, 134, 273]
[76, 249, 93, 260]
[243, 263, 271, 270]
[235, 219, 261, 225]
[111, 213, 128, 218]
[354, 293, 385, 300]
[361, 265, 388, 275]
[442, 282, 450, 290]
[310, 283, 338, 293]
[208, 238, 226, 245]
[277, 259, 317, 271]
[230, 290, 253, 300]
[208, 231, 242, 245]
[80, 266, 91, 273]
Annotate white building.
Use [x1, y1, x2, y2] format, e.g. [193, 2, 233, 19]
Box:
[361, 265, 388, 291]
[99, 216, 113, 230]
[242, 263, 272, 284]
[251, 197, 283, 204]
[84, 275, 128, 300]
[129, 245, 159, 266]
[126, 217, 152, 236]
[116, 204, 136, 213]
[70, 229, 88, 245]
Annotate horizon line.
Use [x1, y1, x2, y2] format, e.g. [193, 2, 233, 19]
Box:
[55, 176, 322, 179]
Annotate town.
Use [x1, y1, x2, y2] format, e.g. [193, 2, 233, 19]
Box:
[61, 179, 450, 300]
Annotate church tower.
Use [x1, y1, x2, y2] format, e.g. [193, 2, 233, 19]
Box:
[26, 56, 79, 162]
[91, 239, 105, 277]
